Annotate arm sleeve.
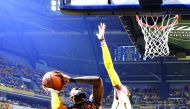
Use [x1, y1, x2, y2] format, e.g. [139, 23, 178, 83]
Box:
[51, 92, 68, 109]
[101, 45, 121, 86]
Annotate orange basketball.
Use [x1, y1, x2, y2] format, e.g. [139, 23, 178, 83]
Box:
[42, 71, 64, 91]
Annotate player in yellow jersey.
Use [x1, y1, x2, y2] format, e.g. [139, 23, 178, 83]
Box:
[96, 23, 132, 109]
[43, 71, 103, 109]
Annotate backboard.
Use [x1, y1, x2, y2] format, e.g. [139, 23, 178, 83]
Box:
[59, 0, 190, 59]
[109, 0, 190, 5]
[163, 0, 190, 4]
[60, 0, 190, 15]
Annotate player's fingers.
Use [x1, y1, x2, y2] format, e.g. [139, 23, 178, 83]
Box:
[42, 85, 48, 91]
[98, 25, 101, 30]
[103, 23, 106, 29]
[42, 85, 53, 92]
[46, 87, 59, 93]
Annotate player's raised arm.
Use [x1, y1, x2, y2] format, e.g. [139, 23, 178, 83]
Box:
[96, 23, 121, 88]
[51, 91, 68, 109]
[42, 71, 69, 109]
[43, 87, 68, 109]
[43, 71, 103, 109]
[70, 76, 103, 108]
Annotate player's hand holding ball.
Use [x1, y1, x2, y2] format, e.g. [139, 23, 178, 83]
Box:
[42, 70, 71, 93]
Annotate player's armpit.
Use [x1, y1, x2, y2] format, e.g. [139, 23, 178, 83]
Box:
[51, 92, 68, 109]
[101, 45, 121, 86]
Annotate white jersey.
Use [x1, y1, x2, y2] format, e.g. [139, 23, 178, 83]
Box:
[111, 88, 132, 109]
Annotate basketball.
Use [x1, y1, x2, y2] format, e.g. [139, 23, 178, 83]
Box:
[42, 71, 64, 91]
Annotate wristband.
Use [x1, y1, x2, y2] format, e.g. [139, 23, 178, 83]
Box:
[99, 38, 105, 42]
[70, 78, 76, 82]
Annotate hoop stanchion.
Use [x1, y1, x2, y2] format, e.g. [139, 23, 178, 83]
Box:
[136, 14, 178, 59]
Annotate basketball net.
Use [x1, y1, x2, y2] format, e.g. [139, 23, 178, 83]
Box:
[136, 14, 178, 59]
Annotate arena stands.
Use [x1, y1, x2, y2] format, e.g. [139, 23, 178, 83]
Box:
[0, 56, 94, 108]
[0, 99, 47, 109]
[0, 55, 190, 108]
[104, 85, 190, 108]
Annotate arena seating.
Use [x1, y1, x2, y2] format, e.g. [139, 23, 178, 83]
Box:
[0, 56, 190, 108]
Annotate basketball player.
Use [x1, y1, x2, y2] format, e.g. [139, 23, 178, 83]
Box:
[43, 71, 103, 109]
[96, 23, 132, 109]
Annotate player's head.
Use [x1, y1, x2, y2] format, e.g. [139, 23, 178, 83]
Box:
[70, 87, 87, 103]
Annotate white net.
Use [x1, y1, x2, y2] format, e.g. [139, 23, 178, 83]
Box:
[136, 14, 178, 59]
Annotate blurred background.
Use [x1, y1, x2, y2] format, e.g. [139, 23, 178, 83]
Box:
[0, 0, 189, 109]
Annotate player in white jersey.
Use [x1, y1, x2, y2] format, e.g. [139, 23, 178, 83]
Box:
[96, 23, 132, 109]
[112, 86, 132, 109]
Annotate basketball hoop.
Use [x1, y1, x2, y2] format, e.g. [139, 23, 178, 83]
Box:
[136, 14, 178, 59]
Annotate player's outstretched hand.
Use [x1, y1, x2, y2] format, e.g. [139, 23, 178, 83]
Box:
[96, 23, 106, 41]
